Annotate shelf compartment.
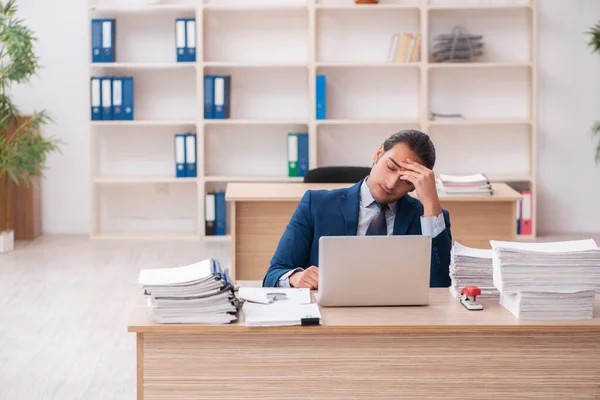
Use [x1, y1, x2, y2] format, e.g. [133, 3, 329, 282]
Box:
[203, 66, 308, 120]
[316, 66, 420, 120]
[93, 126, 196, 178]
[91, 68, 197, 121]
[428, 125, 531, 181]
[203, 7, 308, 64]
[204, 123, 309, 178]
[96, 182, 198, 235]
[90, 8, 195, 63]
[428, 6, 532, 64]
[317, 7, 421, 63]
[429, 67, 530, 120]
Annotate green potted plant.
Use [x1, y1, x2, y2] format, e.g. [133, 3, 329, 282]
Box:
[587, 21, 600, 164]
[0, 0, 61, 253]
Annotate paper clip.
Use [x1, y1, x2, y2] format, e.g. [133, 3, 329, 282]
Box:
[266, 292, 287, 302]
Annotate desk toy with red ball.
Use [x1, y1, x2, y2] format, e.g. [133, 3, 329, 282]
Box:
[460, 286, 484, 311]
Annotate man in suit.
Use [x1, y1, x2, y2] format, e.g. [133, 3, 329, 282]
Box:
[262, 129, 451, 289]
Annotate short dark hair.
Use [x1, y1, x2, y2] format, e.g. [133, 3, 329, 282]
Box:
[382, 129, 436, 170]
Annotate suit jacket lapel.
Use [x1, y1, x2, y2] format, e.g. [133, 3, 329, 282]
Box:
[339, 180, 362, 236]
[393, 194, 418, 235]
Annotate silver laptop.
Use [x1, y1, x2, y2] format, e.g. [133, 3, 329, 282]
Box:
[316, 235, 432, 307]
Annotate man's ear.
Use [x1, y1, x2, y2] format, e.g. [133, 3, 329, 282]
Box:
[373, 146, 384, 164]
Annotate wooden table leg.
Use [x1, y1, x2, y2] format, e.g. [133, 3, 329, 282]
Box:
[137, 333, 144, 400]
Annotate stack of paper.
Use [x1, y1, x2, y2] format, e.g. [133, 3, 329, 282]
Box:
[436, 173, 492, 196]
[238, 287, 322, 327]
[138, 258, 239, 324]
[490, 239, 600, 320]
[449, 241, 499, 299]
[500, 291, 596, 320]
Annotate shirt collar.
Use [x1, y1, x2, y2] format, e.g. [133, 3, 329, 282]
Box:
[360, 177, 397, 216]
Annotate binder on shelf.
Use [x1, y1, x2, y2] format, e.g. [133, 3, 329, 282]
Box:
[215, 192, 226, 236]
[101, 19, 115, 63]
[185, 133, 197, 177]
[121, 76, 134, 120]
[287, 133, 299, 177]
[213, 76, 231, 119]
[205, 193, 216, 236]
[101, 77, 113, 120]
[175, 18, 186, 62]
[174, 134, 186, 178]
[297, 133, 309, 177]
[112, 77, 123, 120]
[520, 190, 532, 235]
[91, 19, 103, 63]
[90, 77, 102, 121]
[204, 75, 214, 119]
[316, 75, 326, 120]
[185, 18, 197, 62]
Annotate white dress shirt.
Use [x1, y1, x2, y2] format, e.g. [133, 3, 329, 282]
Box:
[277, 180, 446, 287]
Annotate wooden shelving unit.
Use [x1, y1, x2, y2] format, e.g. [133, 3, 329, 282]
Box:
[88, 0, 537, 240]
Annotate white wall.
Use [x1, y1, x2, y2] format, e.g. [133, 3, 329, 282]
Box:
[8, 0, 600, 234]
[536, 0, 600, 233]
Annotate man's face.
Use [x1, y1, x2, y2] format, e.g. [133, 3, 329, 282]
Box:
[367, 142, 422, 204]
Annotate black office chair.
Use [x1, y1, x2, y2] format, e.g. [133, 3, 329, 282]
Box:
[302, 166, 371, 184]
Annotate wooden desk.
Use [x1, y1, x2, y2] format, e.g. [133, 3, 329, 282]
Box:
[225, 182, 522, 281]
[129, 286, 600, 400]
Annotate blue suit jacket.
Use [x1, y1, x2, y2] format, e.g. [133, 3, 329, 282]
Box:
[263, 180, 452, 288]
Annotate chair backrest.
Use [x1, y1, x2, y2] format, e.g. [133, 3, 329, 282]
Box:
[303, 166, 371, 184]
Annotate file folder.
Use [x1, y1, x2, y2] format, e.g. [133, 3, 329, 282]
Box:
[287, 133, 298, 177]
[91, 19, 103, 63]
[297, 133, 309, 177]
[213, 76, 231, 119]
[175, 19, 186, 63]
[316, 75, 326, 120]
[185, 133, 197, 177]
[90, 77, 102, 120]
[112, 77, 123, 120]
[186, 18, 197, 62]
[205, 193, 216, 236]
[101, 77, 112, 120]
[204, 75, 214, 119]
[121, 76, 134, 120]
[520, 190, 532, 235]
[215, 192, 226, 236]
[101, 19, 115, 62]
[112, 77, 134, 120]
[174, 134, 186, 178]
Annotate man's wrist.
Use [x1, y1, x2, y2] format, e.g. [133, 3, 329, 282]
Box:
[422, 200, 442, 217]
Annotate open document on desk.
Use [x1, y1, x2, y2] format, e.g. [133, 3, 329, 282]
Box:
[238, 287, 322, 327]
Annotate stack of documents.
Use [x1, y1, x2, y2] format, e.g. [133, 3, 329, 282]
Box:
[449, 241, 499, 299]
[436, 173, 492, 196]
[499, 291, 596, 320]
[138, 258, 239, 324]
[490, 239, 600, 319]
[238, 287, 322, 327]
